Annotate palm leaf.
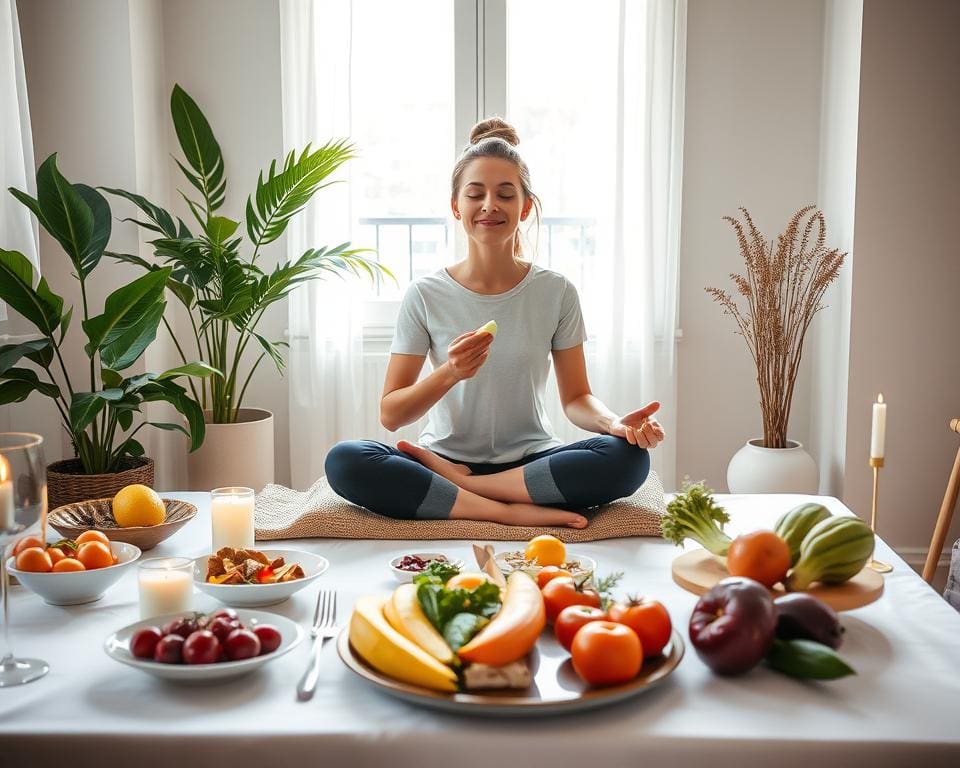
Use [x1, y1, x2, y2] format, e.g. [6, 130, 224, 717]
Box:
[246, 140, 355, 250]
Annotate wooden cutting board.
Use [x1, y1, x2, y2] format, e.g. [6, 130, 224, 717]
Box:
[671, 548, 884, 611]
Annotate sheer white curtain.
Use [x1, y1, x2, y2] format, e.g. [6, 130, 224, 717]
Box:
[0, 0, 38, 323]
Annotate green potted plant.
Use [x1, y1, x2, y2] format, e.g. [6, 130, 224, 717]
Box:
[103, 84, 390, 490]
[0, 155, 216, 508]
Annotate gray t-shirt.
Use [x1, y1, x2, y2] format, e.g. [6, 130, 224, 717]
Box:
[390, 264, 587, 463]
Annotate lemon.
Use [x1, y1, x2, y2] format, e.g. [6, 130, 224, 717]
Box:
[524, 534, 566, 567]
[112, 484, 165, 528]
[476, 320, 498, 338]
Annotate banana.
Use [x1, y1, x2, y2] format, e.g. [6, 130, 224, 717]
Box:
[349, 596, 458, 692]
[457, 571, 545, 666]
[384, 583, 455, 664]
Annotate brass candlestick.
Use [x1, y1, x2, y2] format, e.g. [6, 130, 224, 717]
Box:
[869, 456, 893, 573]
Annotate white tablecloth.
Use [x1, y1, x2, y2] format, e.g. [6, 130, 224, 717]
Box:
[1, 494, 958, 768]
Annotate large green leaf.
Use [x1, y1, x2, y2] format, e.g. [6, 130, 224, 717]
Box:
[100, 188, 178, 238]
[156, 362, 220, 380]
[246, 141, 355, 249]
[139, 379, 205, 451]
[0, 339, 51, 375]
[0, 379, 34, 404]
[0, 368, 60, 398]
[34, 154, 95, 274]
[206, 215, 240, 244]
[82, 267, 171, 360]
[74, 184, 111, 276]
[170, 84, 226, 212]
[70, 389, 123, 433]
[0, 249, 63, 335]
[98, 300, 166, 371]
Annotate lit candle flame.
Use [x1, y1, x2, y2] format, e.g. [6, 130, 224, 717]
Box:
[0, 455, 9, 484]
[878, 393, 884, 404]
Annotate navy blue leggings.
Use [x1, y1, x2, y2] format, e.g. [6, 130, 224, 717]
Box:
[324, 435, 649, 520]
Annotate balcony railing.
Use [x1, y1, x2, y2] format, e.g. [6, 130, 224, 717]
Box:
[358, 216, 595, 295]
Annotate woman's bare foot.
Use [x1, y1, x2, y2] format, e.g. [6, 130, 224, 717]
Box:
[398, 440, 472, 483]
[449, 489, 588, 529]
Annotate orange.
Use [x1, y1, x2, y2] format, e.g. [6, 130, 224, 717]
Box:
[46, 547, 67, 566]
[112, 484, 165, 528]
[524, 535, 566, 567]
[77, 541, 114, 570]
[727, 530, 792, 588]
[15, 547, 53, 573]
[446, 572, 494, 591]
[75, 530, 111, 546]
[13, 536, 44, 557]
[53, 558, 86, 572]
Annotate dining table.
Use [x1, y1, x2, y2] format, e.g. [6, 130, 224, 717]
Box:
[1, 492, 958, 768]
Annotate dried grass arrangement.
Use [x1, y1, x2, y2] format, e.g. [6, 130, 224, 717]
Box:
[706, 206, 847, 448]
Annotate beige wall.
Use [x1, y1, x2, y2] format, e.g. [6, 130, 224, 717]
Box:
[845, 0, 960, 572]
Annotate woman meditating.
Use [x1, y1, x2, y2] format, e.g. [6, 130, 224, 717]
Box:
[325, 118, 664, 528]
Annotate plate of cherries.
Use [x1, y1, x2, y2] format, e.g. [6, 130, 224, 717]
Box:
[104, 607, 305, 682]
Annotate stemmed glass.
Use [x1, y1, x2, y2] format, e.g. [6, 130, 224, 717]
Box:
[0, 433, 49, 686]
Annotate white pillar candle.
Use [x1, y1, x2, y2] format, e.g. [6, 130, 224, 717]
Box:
[870, 393, 887, 459]
[138, 558, 193, 619]
[210, 487, 255, 552]
[0, 455, 14, 533]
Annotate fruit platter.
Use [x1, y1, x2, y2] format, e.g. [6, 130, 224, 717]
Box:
[339, 536, 684, 716]
[663, 483, 884, 611]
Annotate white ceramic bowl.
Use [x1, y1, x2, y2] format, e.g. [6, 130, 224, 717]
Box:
[193, 548, 329, 607]
[7, 541, 141, 605]
[494, 549, 598, 582]
[104, 609, 304, 683]
[389, 552, 465, 583]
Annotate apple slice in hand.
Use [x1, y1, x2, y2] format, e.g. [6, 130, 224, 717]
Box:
[476, 320, 498, 338]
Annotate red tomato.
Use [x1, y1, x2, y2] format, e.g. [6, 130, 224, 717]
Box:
[571, 621, 642, 686]
[554, 605, 607, 651]
[537, 566, 573, 589]
[541, 576, 601, 623]
[607, 597, 673, 658]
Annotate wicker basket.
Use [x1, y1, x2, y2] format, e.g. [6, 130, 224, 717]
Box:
[48, 497, 198, 551]
[46, 457, 155, 511]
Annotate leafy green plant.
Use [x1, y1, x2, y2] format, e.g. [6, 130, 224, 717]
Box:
[0, 155, 216, 474]
[104, 84, 391, 424]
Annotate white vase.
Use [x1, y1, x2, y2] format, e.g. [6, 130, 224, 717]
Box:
[726, 439, 818, 494]
[186, 408, 275, 492]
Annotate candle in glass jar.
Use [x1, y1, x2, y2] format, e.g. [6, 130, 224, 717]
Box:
[138, 558, 193, 619]
[870, 393, 887, 459]
[0, 455, 14, 532]
[210, 487, 255, 551]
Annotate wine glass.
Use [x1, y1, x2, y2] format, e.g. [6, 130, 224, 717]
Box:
[0, 432, 49, 686]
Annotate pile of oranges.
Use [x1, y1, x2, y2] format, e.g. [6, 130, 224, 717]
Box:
[12, 531, 117, 573]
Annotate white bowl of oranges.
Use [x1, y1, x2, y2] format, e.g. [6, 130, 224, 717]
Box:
[7, 531, 141, 605]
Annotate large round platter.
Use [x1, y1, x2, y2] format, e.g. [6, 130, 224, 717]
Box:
[193, 549, 329, 607]
[48, 498, 197, 551]
[104, 609, 304, 683]
[671, 549, 884, 611]
[337, 627, 683, 716]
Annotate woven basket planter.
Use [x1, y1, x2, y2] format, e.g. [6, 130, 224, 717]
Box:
[47, 457, 155, 511]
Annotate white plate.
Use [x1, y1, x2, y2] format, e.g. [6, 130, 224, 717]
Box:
[193, 548, 329, 607]
[494, 549, 597, 582]
[104, 609, 304, 683]
[7, 541, 141, 606]
[389, 552, 465, 583]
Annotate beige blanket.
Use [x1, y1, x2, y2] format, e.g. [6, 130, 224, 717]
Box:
[255, 471, 664, 542]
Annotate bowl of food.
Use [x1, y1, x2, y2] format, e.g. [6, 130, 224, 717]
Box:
[389, 552, 464, 583]
[494, 549, 597, 583]
[104, 608, 304, 683]
[7, 533, 141, 605]
[48, 489, 197, 551]
[193, 546, 329, 607]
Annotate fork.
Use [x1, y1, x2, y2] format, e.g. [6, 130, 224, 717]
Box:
[296, 589, 338, 701]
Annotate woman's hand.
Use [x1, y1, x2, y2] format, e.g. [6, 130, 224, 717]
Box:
[444, 329, 494, 381]
[608, 401, 665, 449]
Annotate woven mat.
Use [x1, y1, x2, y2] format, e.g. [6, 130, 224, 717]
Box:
[254, 471, 664, 542]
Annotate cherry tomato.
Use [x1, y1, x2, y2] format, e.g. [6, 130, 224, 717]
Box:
[608, 597, 673, 658]
[224, 628, 261, 661]
[570, 621, 642, 686]
[537, 566, 573, 589]
[541, 576, 601, 623]
[253, 625, 282, 654]
[182, 630, 221, 665]
[131, 627, 163, 659]
[554, 605, 607, 651]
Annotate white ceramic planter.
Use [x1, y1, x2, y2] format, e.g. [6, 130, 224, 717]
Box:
[186, 408, 275, 492]
[726, 439, 818, 494]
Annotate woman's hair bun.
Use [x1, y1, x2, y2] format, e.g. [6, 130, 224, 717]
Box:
[469, 117, 520, 147]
